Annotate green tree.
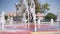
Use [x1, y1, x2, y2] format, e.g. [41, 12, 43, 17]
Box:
[45, 13, 57, 21]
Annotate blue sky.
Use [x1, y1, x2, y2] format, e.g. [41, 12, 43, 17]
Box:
[0, 0, 60, 15]
[0, 0, 18, 12]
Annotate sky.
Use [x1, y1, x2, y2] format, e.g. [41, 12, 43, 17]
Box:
[0, 0, 18, 13]
[0, 0, 60, 15]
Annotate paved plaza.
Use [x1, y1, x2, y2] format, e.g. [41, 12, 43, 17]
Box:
[0, 24, 60, 34]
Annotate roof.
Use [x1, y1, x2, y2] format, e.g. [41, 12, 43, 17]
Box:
[6, 12, 16, 16]
[36, 13, 44, 17]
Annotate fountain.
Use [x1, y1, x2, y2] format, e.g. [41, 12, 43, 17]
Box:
[38, 18, 41, 28]
[56, 12, 60, 24]
[22, 13, 27, 29]
[0, 0, 60, 33]
[50, 18, 54, 25]
[23, 0, 30, 29]
[16, 0, 37, 31]
[1, 11, 5, 30]
[29, 0, 37, 32]
[10, 17, 13, 25]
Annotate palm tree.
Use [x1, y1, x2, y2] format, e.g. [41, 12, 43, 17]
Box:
[34, 0, 41, 14]
[34, 0, 49, 14]
[41, 3, 50, 13]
